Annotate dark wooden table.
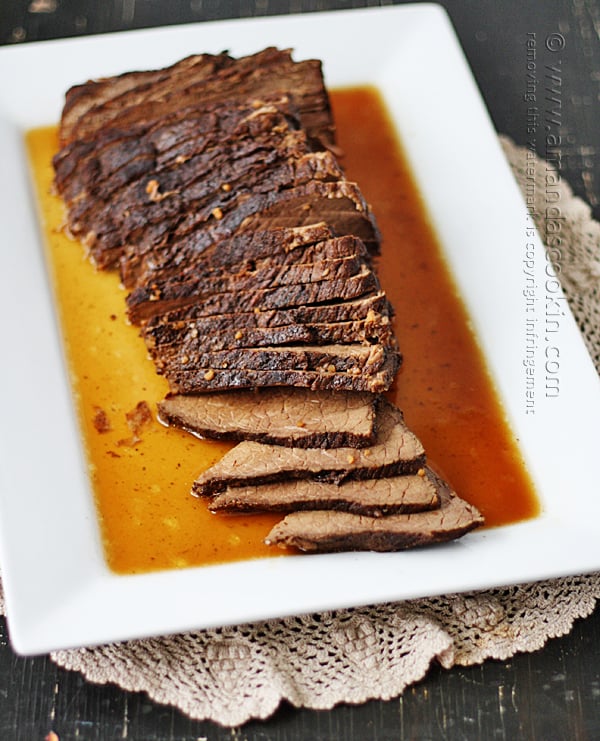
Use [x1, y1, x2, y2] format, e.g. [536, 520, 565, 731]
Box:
[2, 2, 600, 739]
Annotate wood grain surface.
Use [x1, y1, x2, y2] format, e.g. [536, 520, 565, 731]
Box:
[1, 1, 600, 739]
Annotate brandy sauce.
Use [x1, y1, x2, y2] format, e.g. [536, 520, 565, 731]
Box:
[26, 86, 538, 575]
[27, 129, 279, 574]
[331, 87, 539, 524]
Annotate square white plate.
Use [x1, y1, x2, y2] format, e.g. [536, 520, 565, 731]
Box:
[1, 4, 599, 656]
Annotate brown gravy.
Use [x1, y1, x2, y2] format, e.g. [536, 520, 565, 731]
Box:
[26, 85, 538, 575]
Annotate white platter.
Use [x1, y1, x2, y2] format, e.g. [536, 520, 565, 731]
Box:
[1, 4, 599, 656]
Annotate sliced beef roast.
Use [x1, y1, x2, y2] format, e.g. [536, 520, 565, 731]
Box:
[55, 94, 302, 203]
[129, 230, 366, 306]
[158, 388, 379, 448]
[52, 46, 484, 556]
[166, 352, 400, 395]
[264, 472, 484, 553]
[114, 172, 380, 282]
[127, 232, 370, 305]
[158, 342, 391, 381]
[122, 221, 337, 290]
[128, 265, 381, 324]
[143, 292, 393, 339]
[147, 318, 394, 356]
[59, 48, 335, 149]
[127, 251, 369, 323]
[193, 400, 425, 496]
[209, 473, 440, 517]
[64, 111, 332, 268]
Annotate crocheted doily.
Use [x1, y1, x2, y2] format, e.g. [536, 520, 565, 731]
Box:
[2, 137, 600, 726]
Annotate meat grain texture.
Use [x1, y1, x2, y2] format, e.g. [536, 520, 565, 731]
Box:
[158, 388, 379, 448]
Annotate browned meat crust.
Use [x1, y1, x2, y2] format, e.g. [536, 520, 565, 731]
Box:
[59, 49, 335, 149]
[53, 49, 398, 396]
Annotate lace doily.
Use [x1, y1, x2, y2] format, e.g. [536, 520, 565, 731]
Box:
[2, 137, 600, 727]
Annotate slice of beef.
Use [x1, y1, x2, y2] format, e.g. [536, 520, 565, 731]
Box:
[111, 176, 378, 277]
[193, 400, 425, 496]
[167, 352, 399, 395]
[128, 265, 380, 324]
[159, 343, 393, 387]
[59, 103, 323, 270]
[117, 177, 378, 271]
[128, 231, 369, 308]
[59, 53, 231, 144]
[54, 129, 153, 203]
[158, 388, 379, 448]
[162, 222, 333, 269]
[127, 252, 367, 321]
[122, 221, 335, 289]
[149, 96, 300, 166]
[66, 114, 316, 232]
[143, 292, 393, 338]
[135, 235, 388, 353]
[134, 259, 374, 336]
[61, 49, 334, 150]
[147, 317, 394, 356]
[264, 472, 484, 552]
[209, 473, 440, 517]
[137, 252, 365, 303]
[135, 244, 372, 315]
[83, 160, 368, 272]
[66, 119, 323, 252]
[55, 94, 302, 202]
[115, 149, 345, 253]
[166, 180, 379, 252]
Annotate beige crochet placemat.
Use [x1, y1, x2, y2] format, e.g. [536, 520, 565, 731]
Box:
[2, 137, 600, 726]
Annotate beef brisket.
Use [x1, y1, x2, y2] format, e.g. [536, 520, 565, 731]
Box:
[58, 54, 226, 144]
[165, 179, 379, 248]
[141, 222, 333, 273]
[147, 317, 394, 356]
[127, 223, 346, 292]
[64, 116, 331, 267]
[136, 234, 394, 360]
[57, 92, 341, 271]
[166, 352, 400, 395]
[158, 343, 390, 382]
[53, 46, 402, 401]
[127, 265, 381, 324]
[127, 231, 370, 303]
[87, 169, 379, 272]
[127, 251, 368, 322]
[121, 221, 336, 289]
[52, 47, 484, 556]
[264, 472, 484, 552]
[69, 123, 329, 242]
[209, 473, 440, 517]
[143, 292, 393, 339]
[59, 49, 334, 149]
[158, 388, 379, 448]
[193, 401, 425, 496]
[114, 172, 380, 279]
[55, 94, 302, 203]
